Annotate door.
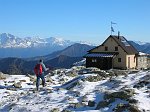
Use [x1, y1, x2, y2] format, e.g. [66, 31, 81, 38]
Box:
[101, 58, 112, 70]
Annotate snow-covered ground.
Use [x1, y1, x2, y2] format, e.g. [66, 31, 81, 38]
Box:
[0, 67, 150, 112]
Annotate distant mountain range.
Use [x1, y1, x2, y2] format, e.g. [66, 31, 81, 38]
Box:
[1, 33, 150, 58]
[0, 33, 150, 74]
[0, 33, 93, 58]
[0, 33, 73, 48]
[27, 43, 94, 61]
[0, 43, 94, 74]
[129, 41, 150, 53]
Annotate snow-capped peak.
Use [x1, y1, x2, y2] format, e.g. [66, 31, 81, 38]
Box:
[134, 41, 149, 45]
[0, 33, 74, 48]
[1, 33, 16, 38]
[76, 41, 97, 46]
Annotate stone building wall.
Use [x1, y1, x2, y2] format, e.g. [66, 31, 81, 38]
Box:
[137, 56, 148, 69]
[147, 58, 150, 68]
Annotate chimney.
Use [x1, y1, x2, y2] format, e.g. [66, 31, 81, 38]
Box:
[118, 31, 120, 39]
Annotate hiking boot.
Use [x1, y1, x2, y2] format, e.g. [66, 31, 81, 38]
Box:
[42, 83, 46, 87]
[36, 87, 39, 91]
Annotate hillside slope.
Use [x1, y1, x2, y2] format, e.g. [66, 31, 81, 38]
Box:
[0, 68, 149, 112]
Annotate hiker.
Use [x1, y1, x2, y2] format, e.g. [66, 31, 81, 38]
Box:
[34, 59, 49, 91]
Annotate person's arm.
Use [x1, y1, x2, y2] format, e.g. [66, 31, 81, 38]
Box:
[41, 63, 49, 71]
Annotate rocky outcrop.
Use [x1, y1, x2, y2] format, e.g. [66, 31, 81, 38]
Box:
[0, 72, 9, 80]
[104, 89, 136, 100]
[13, 82, 22, 88]
[133, 74, 150, 89]
[83, 74, 103, 82]
[114, 103, 141, 112]
[50, 108, 60, 112]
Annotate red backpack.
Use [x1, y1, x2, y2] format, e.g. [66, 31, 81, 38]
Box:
[34, 64, 43, 75]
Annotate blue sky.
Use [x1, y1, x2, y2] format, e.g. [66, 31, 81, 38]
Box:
[0, 0, 150, 44]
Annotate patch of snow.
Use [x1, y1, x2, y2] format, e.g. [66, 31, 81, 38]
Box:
[134, 41, 149, 45]
[138, 52, 150, 56]
[0, 68, 150, 112]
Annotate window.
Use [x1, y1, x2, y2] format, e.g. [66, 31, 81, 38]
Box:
[118, 58, 121, 62]
[92, 59, 97, 63]
[115, 46, 118, 51]
[105, 46, 108, 51]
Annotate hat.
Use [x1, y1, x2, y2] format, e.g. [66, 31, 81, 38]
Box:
[39, 59, 43, 63]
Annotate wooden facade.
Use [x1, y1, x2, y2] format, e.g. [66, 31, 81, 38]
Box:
[86, 57, 113, 70]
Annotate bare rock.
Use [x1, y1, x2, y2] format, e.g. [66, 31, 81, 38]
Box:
[7, 87, 17, 91]
[50, 108, 60, 112]
[13, 82, 22, 88]
[104, 89, 135, 100]
[0, 72, 9, 80]
[88, 100, 96, 107]
[83, 74, 103, 82]
[96, 98, 115, 109]
[114, 104, 141, 112]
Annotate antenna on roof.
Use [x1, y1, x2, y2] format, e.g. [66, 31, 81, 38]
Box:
[111, 21, 117, 35]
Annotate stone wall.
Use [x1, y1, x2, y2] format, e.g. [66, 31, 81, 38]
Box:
[137, 56, 148, 69]
[147, 58, 150, 68]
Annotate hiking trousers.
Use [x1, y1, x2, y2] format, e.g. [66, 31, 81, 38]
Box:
[36, 73, 45, 90]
